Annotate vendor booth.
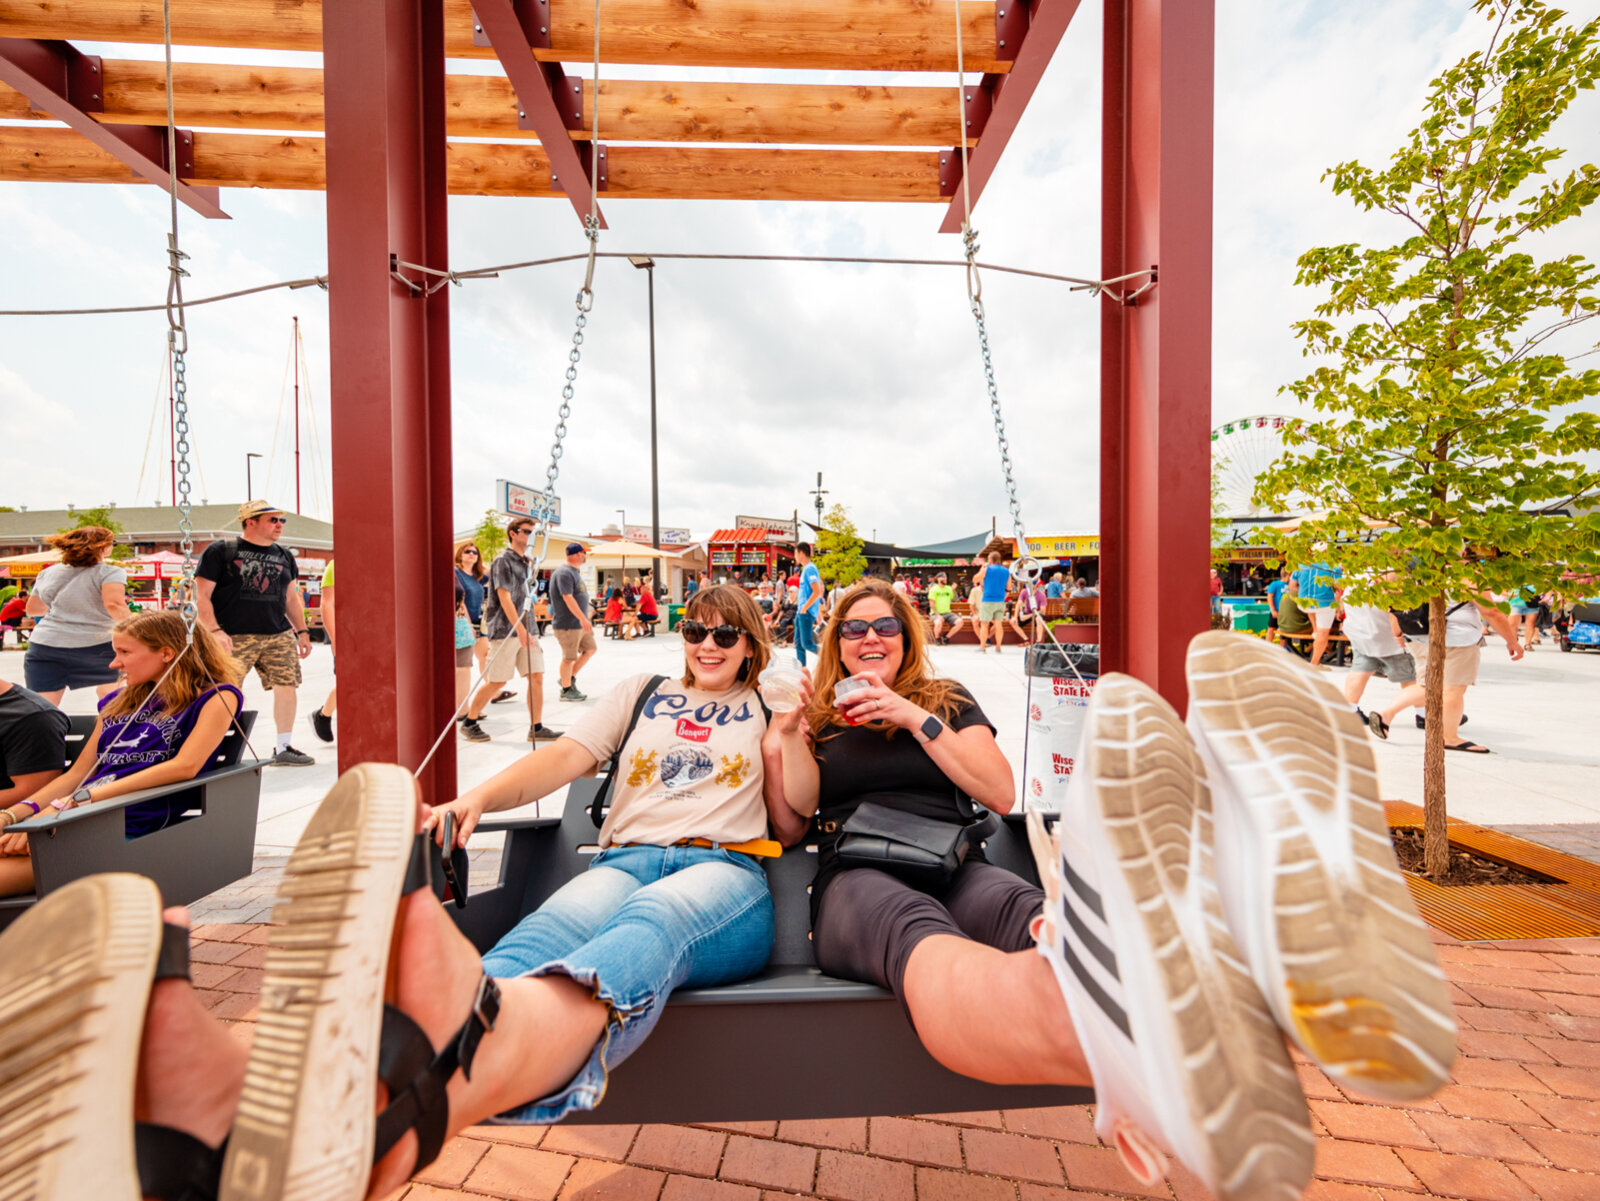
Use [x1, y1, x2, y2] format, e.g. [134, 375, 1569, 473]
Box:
[708, 527, 793, 585]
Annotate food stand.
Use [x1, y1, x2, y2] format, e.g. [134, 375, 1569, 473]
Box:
[708, 527, 794, 586]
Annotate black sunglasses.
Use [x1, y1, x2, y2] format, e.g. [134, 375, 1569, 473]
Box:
[681, 620, 744, 649]
[839, 616, 903, 640]
[263, 516, 287, 525]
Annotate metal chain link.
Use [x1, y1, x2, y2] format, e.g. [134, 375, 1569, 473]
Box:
[170, 336, 197, 627]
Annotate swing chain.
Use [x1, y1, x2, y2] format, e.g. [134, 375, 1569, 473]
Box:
[170, 335, 198, 628]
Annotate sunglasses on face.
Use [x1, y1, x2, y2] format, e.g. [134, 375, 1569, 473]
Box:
[263, 516, 287, 525]
[839, 616, 903, 640]
[681, 620, 745, 649]
[462, 549, 479, 556]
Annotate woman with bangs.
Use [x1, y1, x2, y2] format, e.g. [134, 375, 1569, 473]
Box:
[453, 541, 490, 677]
[0, 609, 242, 896]
[422, 584, 807, 1126]
[765, 578, 1089, 1087]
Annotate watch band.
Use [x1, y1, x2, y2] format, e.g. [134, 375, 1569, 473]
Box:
[915, 714, 945, 745]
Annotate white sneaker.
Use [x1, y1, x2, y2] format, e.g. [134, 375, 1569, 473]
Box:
[1028, 674, 1314, 1201]
[1185, 631, 1457, 1101]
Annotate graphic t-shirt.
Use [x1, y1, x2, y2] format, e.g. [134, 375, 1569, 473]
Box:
[981, 564, 1010, 603]
[0, 683, 70, 792]
[196, 539, 297, 635]
[87, 684, 243, 835]
[550, 563, 589, 630]
[927, 584, 955, 614]
[799, 563, 823, 616]
[485, 549, 531, 641]
[565, 673, 770, 848]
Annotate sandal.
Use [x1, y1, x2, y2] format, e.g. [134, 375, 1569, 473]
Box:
[1366, 710, 1390, 740]
[1444, 740, 1490, 754]
[219, 765, 481, 1201]
[0, 875, 226, 1201]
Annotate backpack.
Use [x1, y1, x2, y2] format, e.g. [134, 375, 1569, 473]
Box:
[1392, 600, 1470, 639]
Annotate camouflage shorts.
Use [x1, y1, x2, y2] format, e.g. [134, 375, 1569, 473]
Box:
[229, 630, 303, 689]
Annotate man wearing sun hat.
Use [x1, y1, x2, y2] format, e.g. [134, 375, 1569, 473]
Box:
[195, 500, 315, 766]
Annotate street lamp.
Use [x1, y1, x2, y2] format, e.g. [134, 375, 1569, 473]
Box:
[628, 255, 662, 590]
[245, 453, 263, 501]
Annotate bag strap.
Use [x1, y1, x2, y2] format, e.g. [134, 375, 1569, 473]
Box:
[590, 674, 667, 828]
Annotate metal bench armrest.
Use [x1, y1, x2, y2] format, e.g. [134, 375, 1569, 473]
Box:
[11, 760, 266, 832]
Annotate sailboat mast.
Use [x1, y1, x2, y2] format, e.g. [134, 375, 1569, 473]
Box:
[293, 316, 302, 515]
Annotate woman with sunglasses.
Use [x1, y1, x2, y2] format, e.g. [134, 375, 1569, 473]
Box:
[415, 583, 808, 1129]
[454, 542, 490, 678]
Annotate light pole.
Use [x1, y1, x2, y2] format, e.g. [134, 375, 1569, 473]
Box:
[628, 255, 662, 589]
[246, 453, 263, 501]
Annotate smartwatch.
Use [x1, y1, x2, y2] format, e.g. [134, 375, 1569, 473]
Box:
[915, 714, 945, 745]
[71, 787, 94, 805]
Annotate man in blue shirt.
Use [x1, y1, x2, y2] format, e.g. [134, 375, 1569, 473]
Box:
[1292, 560, 1342, 670]
[1045, 571, 1066, 600]
[1265, 567, 1290, 631]
[794, 542, 825, 667]
[977, 551, 1011, 653]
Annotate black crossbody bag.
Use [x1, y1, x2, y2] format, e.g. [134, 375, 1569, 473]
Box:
[835, 792, 995, 890]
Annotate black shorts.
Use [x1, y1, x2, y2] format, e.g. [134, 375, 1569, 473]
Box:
[23, 640, 119, 692]
[812, 861, 1044, 1017]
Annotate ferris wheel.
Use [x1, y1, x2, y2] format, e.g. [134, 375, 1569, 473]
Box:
[1211, 415, 1295, 518]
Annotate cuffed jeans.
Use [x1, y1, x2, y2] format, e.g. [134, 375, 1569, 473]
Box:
[480, 843, 774, 1123]
[794, 610, 819, 666]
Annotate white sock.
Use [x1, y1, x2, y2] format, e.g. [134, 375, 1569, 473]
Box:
[276, 733, 292, 753]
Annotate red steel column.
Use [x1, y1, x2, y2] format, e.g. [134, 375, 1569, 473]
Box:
[1099, 0, 1214, 711]
[323, 0, 457, 800]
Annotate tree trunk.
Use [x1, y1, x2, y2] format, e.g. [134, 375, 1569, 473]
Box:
[1422, 594, 1450, 877]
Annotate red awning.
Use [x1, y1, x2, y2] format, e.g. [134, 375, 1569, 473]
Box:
[709, 528, 785, 544]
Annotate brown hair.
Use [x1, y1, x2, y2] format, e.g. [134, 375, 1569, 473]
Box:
[507, 517, 535, 537]
[681, 584, 770, 687]
[101, 611, 242, 721]
[453, 542, 486, 580]
[47, 525, 115, 568]
[805, 578, 964, 742]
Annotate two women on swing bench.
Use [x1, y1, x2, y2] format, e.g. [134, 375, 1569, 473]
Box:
[2, 582, 1455, 1201]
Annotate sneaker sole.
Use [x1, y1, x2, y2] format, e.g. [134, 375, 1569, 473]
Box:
[220, 763, 418, 1201]
[0, 874, 162, 1201]
[1032, 675, 1312, 1201]
[1186, 631, 1457, 1100]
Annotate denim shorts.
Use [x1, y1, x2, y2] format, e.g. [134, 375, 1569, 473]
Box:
[480, 842, 774, 1124]
[23, 640, 118, 692]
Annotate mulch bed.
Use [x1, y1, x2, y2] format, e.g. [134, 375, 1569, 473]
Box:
[1390, 827, 1558, 887]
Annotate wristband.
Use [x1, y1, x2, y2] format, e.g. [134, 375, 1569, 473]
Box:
[16, 800, 40, 816]
[295, 629, 310, 636]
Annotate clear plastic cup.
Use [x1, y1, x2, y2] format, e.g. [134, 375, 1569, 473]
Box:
[833, 673, 875, 724]
[759, 657, 805, 714]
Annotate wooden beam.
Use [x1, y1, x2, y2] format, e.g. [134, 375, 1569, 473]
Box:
[0, 0, 1010, 73]
[0, 127, 944, 201]
[0, 63, 979, 146]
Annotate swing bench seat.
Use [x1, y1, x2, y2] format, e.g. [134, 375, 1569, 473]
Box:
[448, 781, 1093, 1125]
[0, 712, 264, 931]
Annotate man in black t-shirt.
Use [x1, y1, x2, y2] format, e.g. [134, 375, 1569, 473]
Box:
[196, 501, 314, 766]
[0, 675, 70, 887]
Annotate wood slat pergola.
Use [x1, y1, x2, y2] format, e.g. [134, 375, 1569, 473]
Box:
[0, 0, 1213, 801]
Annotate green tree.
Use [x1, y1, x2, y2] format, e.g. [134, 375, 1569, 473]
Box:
[58, 506, 134, 560]
[815, 504, 867, 587]
[474, 510, 508, 561]
[1255, 0, 1600, 876]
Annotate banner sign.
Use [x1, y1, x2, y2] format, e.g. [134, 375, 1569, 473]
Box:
[623, 524, 693, 546]
[498, 479, 562, 525]
[711, 550, 737, 566]
[1026, 533, 1100, 559]
[734, 515, 797, 541]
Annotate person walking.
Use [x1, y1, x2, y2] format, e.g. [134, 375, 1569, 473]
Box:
[454, 542, 490, 677]
[551, 542, 597, 702]
[793, 542, 825, 667]
[1265, 566, 1290, 637]
[976, 551, 1010, 652]
[1339, 584, 1425, 735]
[461, 518, 560, 743]
[194, 501, 315, 765]
[22, 526, 131, 704]
[1400, 595, 1524, 753]
[310, 560, 337, 743]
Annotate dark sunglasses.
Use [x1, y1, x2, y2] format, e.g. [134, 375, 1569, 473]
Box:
[839, 616, 903, 640]
[263, 516, 287, 525]
[461, 549, 480, 556]
[681, 620, 744, 649]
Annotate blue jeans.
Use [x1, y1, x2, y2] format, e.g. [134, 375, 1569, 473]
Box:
[480, 843, 773, 1123]
[794, 609, 819, 666]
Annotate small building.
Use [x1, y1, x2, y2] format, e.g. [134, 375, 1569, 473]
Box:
[707, 527, 794, 586]
[0, 504, 334, 562]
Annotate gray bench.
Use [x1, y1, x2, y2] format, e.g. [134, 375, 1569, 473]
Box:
[449, 783, 1092, 1124]
[0, 711, 263, 931]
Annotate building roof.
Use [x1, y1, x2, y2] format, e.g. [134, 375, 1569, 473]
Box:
[0, 505, 335, 550]
[895, 530, 995, 557]
[709, 528, 789, 544]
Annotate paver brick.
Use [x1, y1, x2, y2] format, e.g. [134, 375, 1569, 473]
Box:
[629, 1125, 726, 1176]
[1307, 1102, 1430, 1149]
[1456, 1006, 1557, 1036]
[813, 1149, 914, 1201]
[773, 1118, 867, 1151]
[415, 1137, 491, 1188]
[467, 1144, 576, 1201]
[1525, 1063, 1600, 1099]
[1520, 1093, 1600, 1134]
[1514, 1124, 1600, 1171]
[1433, 1083, 1549, 1125]
[1540, 990, 1600, 1017]
[1544, 1011, 1600, 1040]
[189, 939, 253, 965]
[915, 1166, 1016, 1201]
[866, 1116, 962, 1167]
[1409, 1112, 1543, 1163]
[913, 1110, 1005, 1128]
[1313, 1139, 1417, 1189]
[465, 1124, 546, 1148]
[695, 1122, 779, 1138]
[1447, 1057, 1553, 1093]
[963, 1129, 1062, 1184]
[1055, 1143, 1168, 1198]
[1507, 1163, 1600, 1201]
[541, 1125, 640, 1163]
[557, 1158, 665, 1201]
[659, 1177, 757, 1201]
[1454, 1029, 1557, 1063]
[1296, 1064, 1346, 1101]
[1004, 1106, 1098, 1143]
[718, 1136, 815, 1193]
[1393, 1147, 1537, 1201]
[1527, 1034, 1600, 1066]
[1300, 1182, 1386, 1200]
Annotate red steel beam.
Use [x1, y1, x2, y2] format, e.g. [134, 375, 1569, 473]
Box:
[937, 0, 1082, 234]
[323, 0, 458, 800]
[1097, 0, 1214, 711]
[0, 37, 228, 219]
[473, 0, 606, 227]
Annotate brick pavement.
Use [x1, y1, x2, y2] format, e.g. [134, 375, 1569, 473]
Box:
[186, 920, 1600, 1200]
[1497, 825, 1600, 869]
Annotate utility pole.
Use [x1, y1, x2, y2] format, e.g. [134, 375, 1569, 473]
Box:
[809, 471, 828, 530]
[293, 316, 302, 514]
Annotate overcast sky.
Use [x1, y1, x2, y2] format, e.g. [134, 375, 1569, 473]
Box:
[1, 0, 1596, 545]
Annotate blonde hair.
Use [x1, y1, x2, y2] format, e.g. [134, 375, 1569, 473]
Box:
[681, 585, 770, 687]
[101, 611, 242, 721]
[47, 525, 115, 568]
[805, 579, 964, 742]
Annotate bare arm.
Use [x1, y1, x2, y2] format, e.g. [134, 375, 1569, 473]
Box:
[194, 578, 230, 651]
[561, 589, 593, 631]
[59, 692, 240, 806]
[20, 717, 105, 808]
[1475, 601, 1524, 658]
[102, 580, 133, 623]
[287, 586, 307, 631]
[321, 586, 336, 647]
[425, 737, 599, 847]
[24, 592, 46, 618]
[0, 768, 63, 810]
